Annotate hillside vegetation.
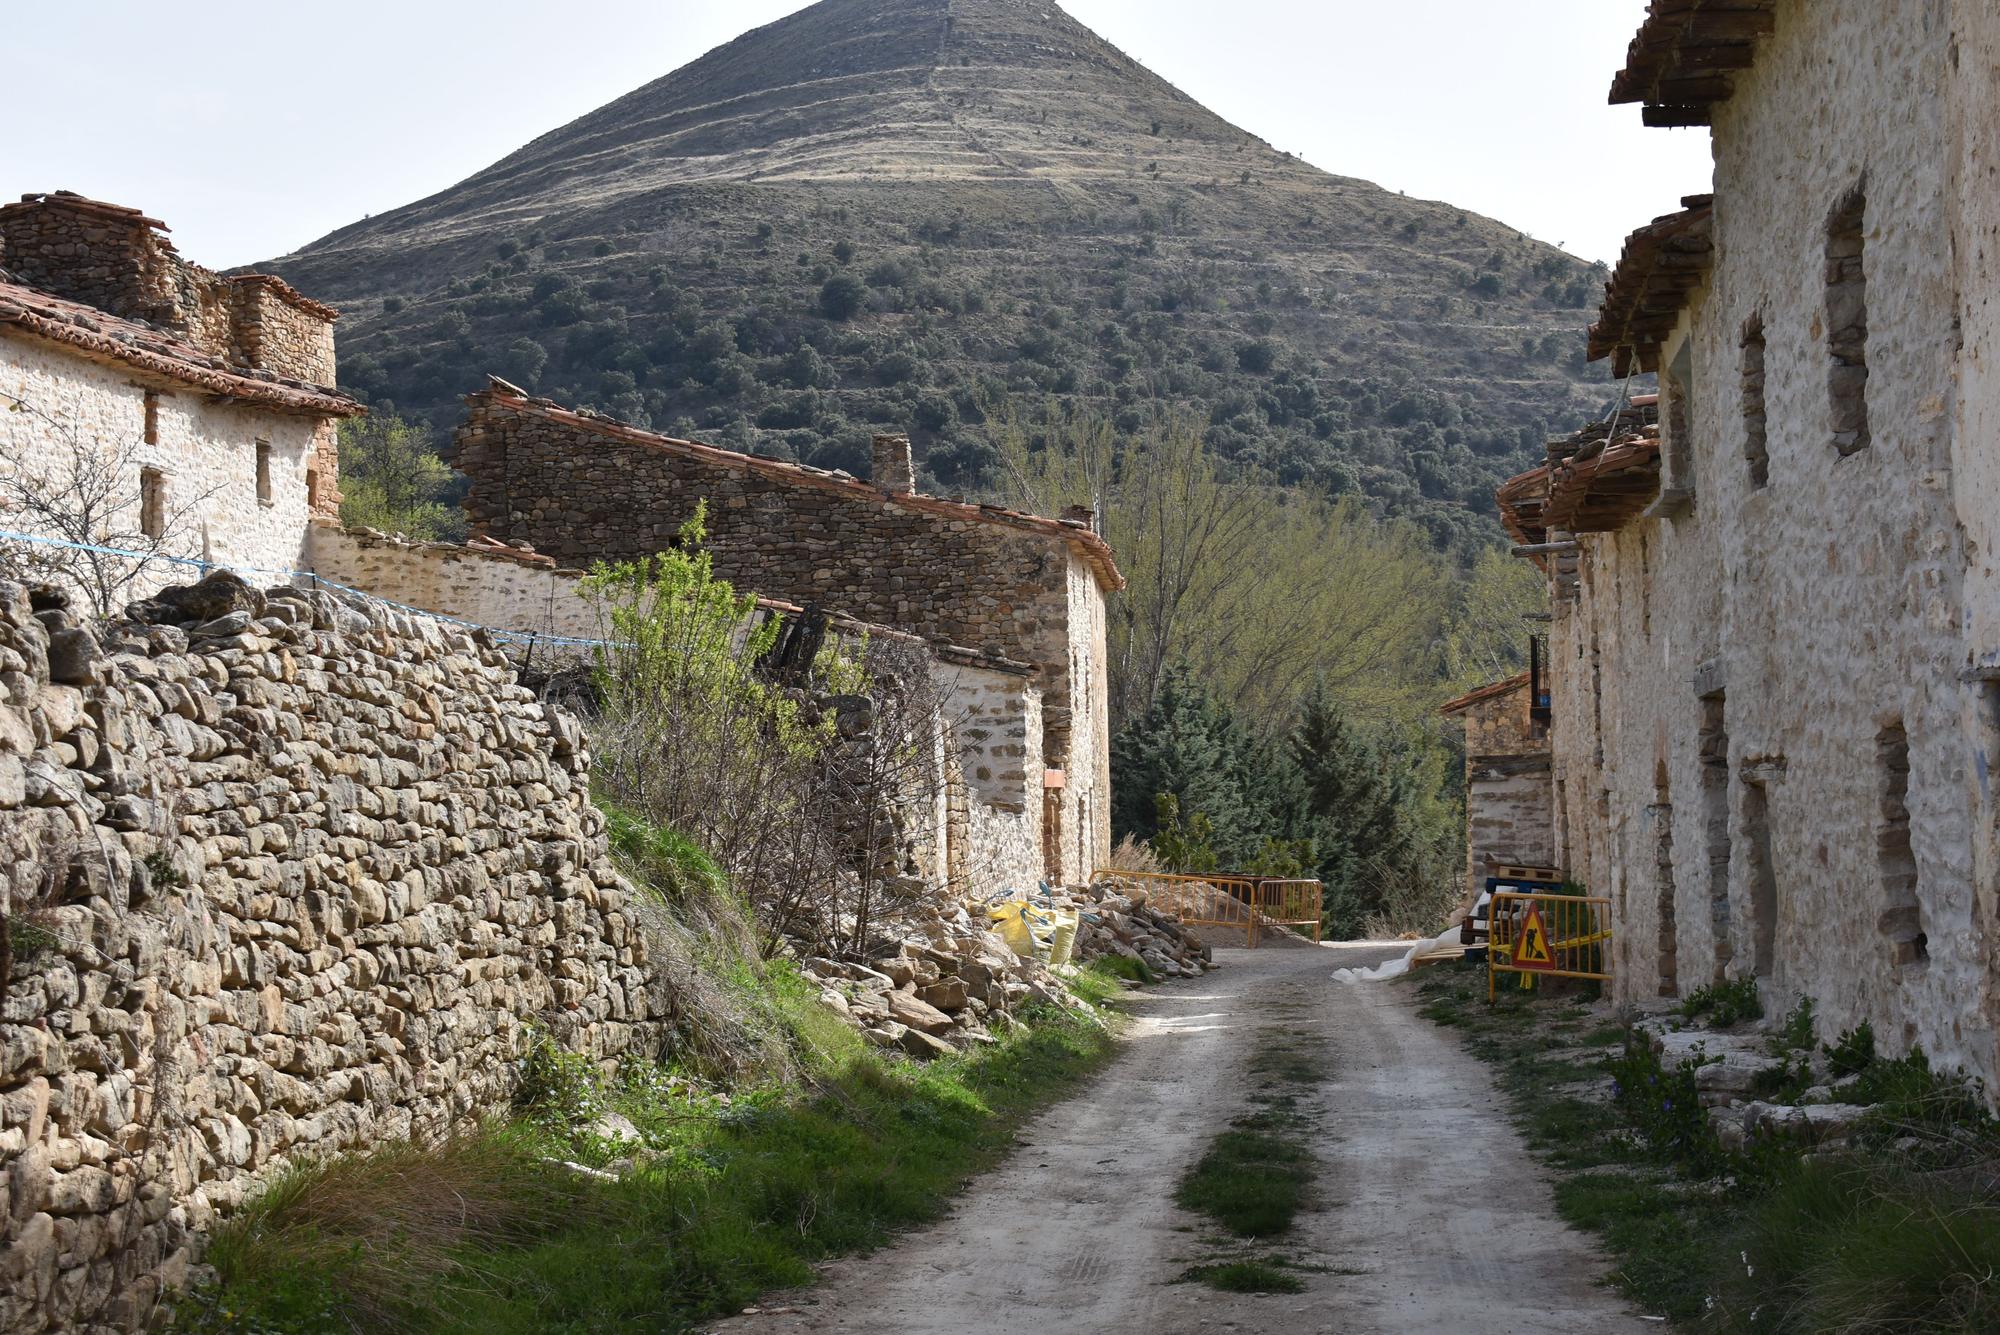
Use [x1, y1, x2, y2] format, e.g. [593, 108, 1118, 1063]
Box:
[266, 0, 1611, 555]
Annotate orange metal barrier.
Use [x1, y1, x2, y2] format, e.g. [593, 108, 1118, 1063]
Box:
[1486, 891, 1612, 1000]
[1090, 869, 1323, 947]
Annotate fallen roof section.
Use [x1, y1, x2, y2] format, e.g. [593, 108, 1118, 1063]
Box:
[465, 380, 1125, 592]
[0, 273, 362, 418]
[1610, 0, 1778, 126]
[1588, 197, 1715, 378]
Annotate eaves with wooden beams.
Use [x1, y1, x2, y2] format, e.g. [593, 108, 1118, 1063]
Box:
[1587, 197, 1715, 379]
[1610, 0, 1778, 127]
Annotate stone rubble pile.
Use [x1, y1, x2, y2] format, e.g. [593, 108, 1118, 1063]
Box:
[1631, 1018, 1873, 1151]
[799, 882, 1215, 1058]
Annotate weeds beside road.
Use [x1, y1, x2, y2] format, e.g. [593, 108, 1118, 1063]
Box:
[1413, 963, 2000, 1331]
[176, 968, 1125, 1334]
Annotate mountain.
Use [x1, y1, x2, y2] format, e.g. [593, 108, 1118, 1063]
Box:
[262, 0, 1611, 553]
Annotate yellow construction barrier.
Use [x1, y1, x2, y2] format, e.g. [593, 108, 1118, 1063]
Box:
[1090, 869, 1323, 947]
[1486, 891, 1612, 1000]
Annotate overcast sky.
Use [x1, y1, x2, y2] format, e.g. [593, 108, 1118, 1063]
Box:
[7, 1, 1711, 271]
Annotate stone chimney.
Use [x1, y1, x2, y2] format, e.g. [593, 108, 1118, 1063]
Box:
[1061, 504, 1096, 527]
[872, 434, 915, 494]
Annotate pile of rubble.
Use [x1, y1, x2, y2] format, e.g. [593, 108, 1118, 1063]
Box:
[1058, 878, 1217, 978]
[800, 881, 1215, 1059]
[1632, 1017, 1874, 1151]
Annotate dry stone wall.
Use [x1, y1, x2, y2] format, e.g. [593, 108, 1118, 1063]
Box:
[452, 390, 1114, 881]
[0, 573, 664, 1334]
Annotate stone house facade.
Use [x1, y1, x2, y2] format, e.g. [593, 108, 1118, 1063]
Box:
[435, 381, 1123, 887]
[1440, 670, 1555, 904]
[0, 193, 360, 603]
[1516, 0, 2000, 1085]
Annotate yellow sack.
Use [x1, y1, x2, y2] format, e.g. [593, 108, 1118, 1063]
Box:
[989, 900, 1055, 961]
[1046, 909, 1080, 968]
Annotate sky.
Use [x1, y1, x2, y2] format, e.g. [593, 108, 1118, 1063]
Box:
[6, 1, 1713, 271]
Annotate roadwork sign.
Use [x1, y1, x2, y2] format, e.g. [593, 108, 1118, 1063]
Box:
[1512, 902, 1556, 971]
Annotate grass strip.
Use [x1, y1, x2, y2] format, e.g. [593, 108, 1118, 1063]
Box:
[1176, 1260, 1307, 1294]
[1410, 962, 2000, 1331]
[179, 976, 1124, 1334]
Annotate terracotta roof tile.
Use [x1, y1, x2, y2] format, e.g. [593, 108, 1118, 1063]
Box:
[1588, 197, 1714, 377]
[0, 273, 362, 418]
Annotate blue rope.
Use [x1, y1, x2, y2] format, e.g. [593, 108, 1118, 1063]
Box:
[0, 528, 618, 650]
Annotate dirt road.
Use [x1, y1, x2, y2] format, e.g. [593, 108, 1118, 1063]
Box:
[710, 942, 1651, 1334]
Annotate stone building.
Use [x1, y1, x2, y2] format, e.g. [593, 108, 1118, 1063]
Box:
[0, 192, 360, 603]
[1511, 0, 2000, 1086]
[1439, 669, 1554, 904]
[420, 381, 1123, 887]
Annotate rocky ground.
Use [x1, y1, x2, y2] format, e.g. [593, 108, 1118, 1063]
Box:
[709, 942, 1647, 1335]
[799, 879, 1216, 1058]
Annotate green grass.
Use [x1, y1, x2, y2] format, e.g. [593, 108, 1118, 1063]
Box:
[182, 980, 1123, 1334]
[1175, 1129, 1315, 1239]
[1176, 1260, 1307, 1294]
[1092, 952, 1156, 985]
[1409, 962, 2000, 1331]
[1174, 1028, 1326, 1279]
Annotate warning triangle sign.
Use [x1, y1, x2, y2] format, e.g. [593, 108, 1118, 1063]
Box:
[1514, 903, 1557, 972]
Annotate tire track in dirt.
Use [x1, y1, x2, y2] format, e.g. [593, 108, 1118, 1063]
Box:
[709, 943, 1649, 1334]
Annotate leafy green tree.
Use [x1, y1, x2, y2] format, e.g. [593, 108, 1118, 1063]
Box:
[336, 414, 463, 541]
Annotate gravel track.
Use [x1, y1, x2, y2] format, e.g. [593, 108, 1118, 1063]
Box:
[708, 942, 1651, 1334]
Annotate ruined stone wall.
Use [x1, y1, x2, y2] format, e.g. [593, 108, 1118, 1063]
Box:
[301, 522, 599, 644]
[1556, 0, 1992, 1079]
[0, 337, 321, 602]
[941, 663, 1043, 890]
[454, 393, 1114, 885]
[0, 197, 339, 388]
[455, 397, 1078, 677]
[0, 575, 663, 1333]
[227, 283, 336, 386]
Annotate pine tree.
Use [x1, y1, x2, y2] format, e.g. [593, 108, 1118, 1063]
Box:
[1110, 666, 1274, 867]
[1285, 683, 1410, 935]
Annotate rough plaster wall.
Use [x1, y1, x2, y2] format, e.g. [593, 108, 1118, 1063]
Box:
[302, 523, 598, 643]
[1556, 0, 1990, 1080]
[0, 339, 318, 597]
[944, 665, 1042, 890]
[0, 578, 663, 1333]
[1061, 551, 1112, 881]
[1950, 0, 2000, 1069]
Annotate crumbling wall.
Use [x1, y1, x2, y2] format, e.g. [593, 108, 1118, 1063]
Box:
[452, 390, 1115, 884]
[0, 194, 339, 386]
[1553, 0, 1987, 1083]
[0, 574, 664, 1333]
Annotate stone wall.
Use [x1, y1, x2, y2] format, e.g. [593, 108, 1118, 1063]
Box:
[0, 574, 664, 1333]
[302, 522, 1049, 895]
[942, 663, 1044, 890]
[0, 338, 323, 604]
[0, 194, 338, 386]
[452, 389, 1115, 883]
[1552, 0, 1998, 1084]
[1447, 679, 1554, 902]
[301, 521, 599, 644]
